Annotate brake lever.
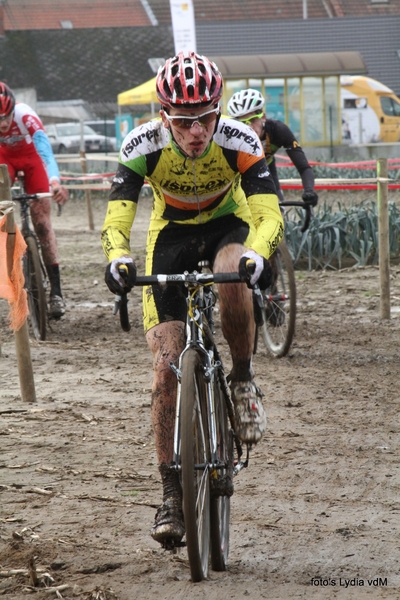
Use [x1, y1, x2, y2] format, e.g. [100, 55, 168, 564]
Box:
[252, 283, 264, 309]
[301, 204, 314, 233]
[113, 265, 131, 332]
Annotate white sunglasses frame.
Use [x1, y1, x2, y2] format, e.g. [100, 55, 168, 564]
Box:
[163, 105, 220, 129]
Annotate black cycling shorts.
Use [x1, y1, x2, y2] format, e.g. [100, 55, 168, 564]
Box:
[142, 213, 252, 332]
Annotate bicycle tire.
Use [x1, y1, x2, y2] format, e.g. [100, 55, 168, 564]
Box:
[260, 239, 296, 358]
[210, 371, 233, 571]
[180, 348, 211, 582]
[23, 235, 47, 341]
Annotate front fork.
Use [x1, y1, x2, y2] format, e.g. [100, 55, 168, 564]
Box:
[170, 345, 219, 466]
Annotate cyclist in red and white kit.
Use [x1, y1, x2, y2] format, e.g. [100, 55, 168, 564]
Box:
[0, 82, 69, 319]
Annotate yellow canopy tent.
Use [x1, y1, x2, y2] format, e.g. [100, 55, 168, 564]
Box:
[117, 77, 159, 117]
[117, 77, 158, 105]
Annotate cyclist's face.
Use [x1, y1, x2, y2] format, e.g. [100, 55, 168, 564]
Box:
[161, 105, 219, 159]
[240, 111, 265, 138]
[0, 112, 13, 133]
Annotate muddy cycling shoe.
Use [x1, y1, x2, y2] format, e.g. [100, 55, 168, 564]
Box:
[151, 497, 185, 544]
[151, 463, 185, 544]
[48, 295, 66, 319]
[231, 381, 267, 445]
[210, 474, 234, 498]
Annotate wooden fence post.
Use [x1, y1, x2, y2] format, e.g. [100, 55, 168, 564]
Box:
[377, 157, 390, 320]
[80, 150, 94, 231]
[0, 165, 36, 402]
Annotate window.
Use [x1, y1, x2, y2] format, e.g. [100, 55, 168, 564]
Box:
[324, 76, 340, 144]
[381, 96, 400, 117]
[287, 78, 300, 139]
[303, 77, 324, 143]
[263, 78, 285, 121]
[344, 98, 368, 109]
[224, 79, 247, 110]
[380, 97, 393, 116]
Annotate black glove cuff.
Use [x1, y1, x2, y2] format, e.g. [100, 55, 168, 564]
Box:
[105, 263, 125, 295]
[258, 258, 273, 290]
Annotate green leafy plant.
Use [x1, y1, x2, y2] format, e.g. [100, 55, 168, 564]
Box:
[284, 200, 400, 270]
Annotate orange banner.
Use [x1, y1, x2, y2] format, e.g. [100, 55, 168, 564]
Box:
[0, 215, 29, 331]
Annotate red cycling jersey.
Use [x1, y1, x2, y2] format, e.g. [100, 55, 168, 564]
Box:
[0, 103, 54, 193]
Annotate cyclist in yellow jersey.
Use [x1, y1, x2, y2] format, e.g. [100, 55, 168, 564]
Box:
[102, 52, 284, 545]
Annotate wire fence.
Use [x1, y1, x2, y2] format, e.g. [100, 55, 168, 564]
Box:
[56, 154, 399, 269]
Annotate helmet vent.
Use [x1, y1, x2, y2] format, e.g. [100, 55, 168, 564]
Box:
[184, 66, 194, 80]
[173, 78, 183, 99]
[163, 80, 172, 99]
[198, 78, 207, 97]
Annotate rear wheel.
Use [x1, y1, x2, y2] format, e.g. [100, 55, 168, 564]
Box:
[260, 240, 296, 358]
[210, 371, 233, 571]
[23, 235, 47, 341]
[180, 349, 211, 582]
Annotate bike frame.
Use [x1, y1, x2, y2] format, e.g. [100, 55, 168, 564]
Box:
[11, 173, 52, 341]
[130, 270, 250, 475]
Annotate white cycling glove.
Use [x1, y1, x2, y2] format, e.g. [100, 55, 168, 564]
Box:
[110, 256, 135, 287]
[239, 250, 264, 286]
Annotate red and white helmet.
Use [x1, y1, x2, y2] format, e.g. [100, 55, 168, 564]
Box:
[156, 51, 223, 108]
[0, 82, 15, 117]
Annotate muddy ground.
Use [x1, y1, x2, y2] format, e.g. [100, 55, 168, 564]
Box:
[0, 193, 399, 599]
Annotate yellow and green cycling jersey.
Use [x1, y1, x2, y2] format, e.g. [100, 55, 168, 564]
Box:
[101, 116, 284, 262]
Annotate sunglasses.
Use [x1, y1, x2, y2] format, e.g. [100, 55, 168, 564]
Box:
[0, 112, 13, 123]
[239, 112, 264, 125]
[164, 106, 220, 129]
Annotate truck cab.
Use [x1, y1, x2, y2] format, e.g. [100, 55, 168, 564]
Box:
[341, 76, 400, 144]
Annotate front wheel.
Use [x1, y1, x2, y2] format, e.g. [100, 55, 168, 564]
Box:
[259, 240, 296, 358]
[210, 371, 233, 571]
[23, 235, 47, 341]
[180, 349, 211, 582]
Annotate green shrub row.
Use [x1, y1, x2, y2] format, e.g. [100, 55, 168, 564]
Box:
[284, 201, 400, 270]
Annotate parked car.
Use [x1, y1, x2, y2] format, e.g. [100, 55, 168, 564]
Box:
[85, 120, 118, 152]
[44, 122, 114, 154]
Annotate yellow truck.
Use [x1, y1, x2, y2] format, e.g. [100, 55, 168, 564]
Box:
[341, 75, 400, 144]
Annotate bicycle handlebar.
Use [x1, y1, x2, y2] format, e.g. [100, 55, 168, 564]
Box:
[113, 270, 243, 332]
[12, 192, 62, 215]
[135, 272, 242, 286]
[12, 192, 53, 200]
[279, 200, 313, 233]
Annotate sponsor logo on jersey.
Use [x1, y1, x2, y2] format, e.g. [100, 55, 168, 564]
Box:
[160, 177, 229, 195]
[0, 134, 25, 145]
[258, 166, 271, 178]
[219, 123, 261, 153]
[24, 115, 41, 132]
[122, 128, 161, 157]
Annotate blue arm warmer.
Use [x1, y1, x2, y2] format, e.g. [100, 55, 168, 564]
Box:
[32, 130, 60, 183]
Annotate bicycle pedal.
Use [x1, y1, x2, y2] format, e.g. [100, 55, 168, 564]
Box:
[162, 539, 186, 551]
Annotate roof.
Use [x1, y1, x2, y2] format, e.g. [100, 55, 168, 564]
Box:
[1, 0, 399, 30]
[0, 26, 174, 105]
[0, 15, 398, 117]
[210, 52, 367, 78]
[198, 15, 400, 96]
